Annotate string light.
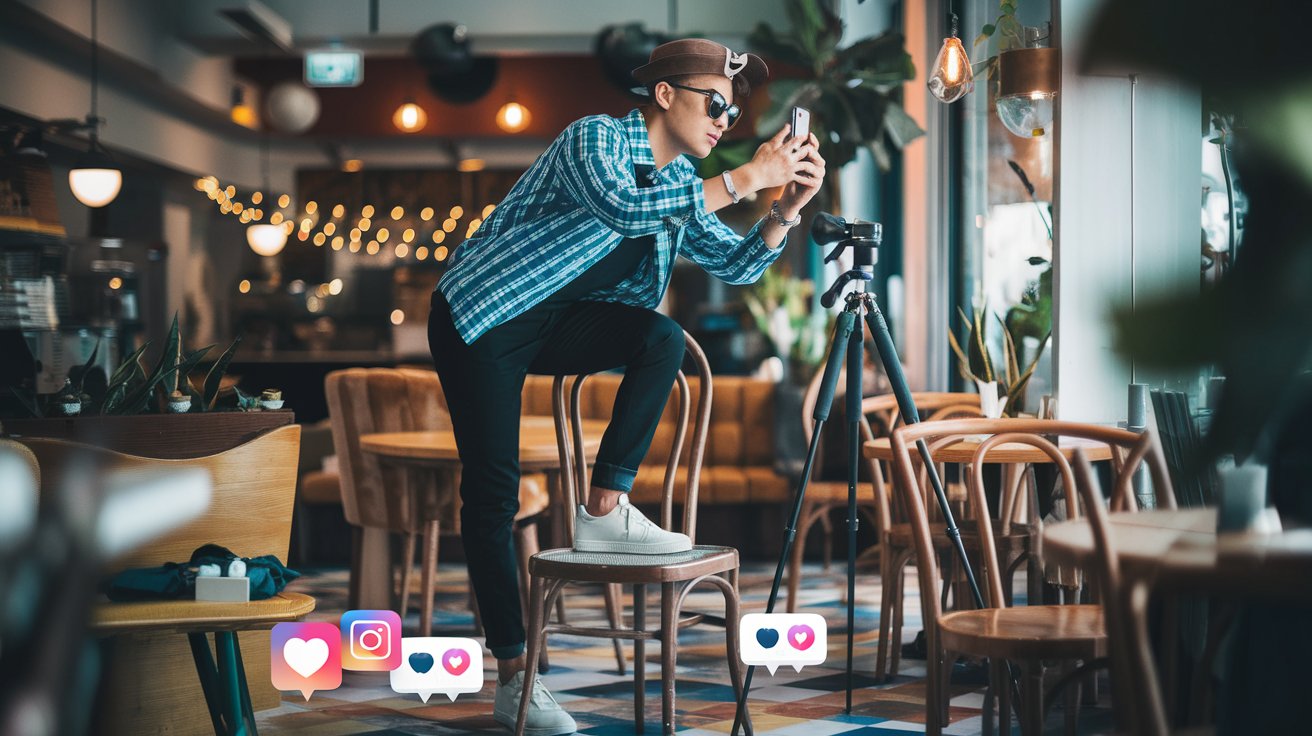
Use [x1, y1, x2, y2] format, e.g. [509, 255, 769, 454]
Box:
[194, 175, 505, 261]
[238, 279, 251, 293]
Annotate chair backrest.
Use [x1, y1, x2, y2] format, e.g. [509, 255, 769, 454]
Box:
[324, 367, 454, 532]
[553, 331, 712, 543]
[1072, 449, 1170, 736]
[20, 425, 301, 571]
[888, 418, 1175, 626]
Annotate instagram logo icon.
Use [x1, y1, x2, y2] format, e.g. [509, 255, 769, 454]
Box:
[339, 610, 401, 671]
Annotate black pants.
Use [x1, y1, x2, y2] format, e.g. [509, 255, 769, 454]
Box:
[427, 290, 684, 659]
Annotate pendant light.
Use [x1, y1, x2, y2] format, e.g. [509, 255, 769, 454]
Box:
[69, 0, 123, 208]
[927, 10, 974, 104]
[995, 25, 1059, 138]
[246, 135, 287, 256]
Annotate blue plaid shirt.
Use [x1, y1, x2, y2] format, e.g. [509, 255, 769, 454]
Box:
[437, 108, 783, 344]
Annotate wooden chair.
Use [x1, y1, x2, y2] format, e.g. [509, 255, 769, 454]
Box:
[516, 333, 751, 736]
[863, 392, 985, 682]
[1071, 448, 1176, 736]
[325, 367, 549, 635]
[22, 425, 315, 736]
[888, 419, 1175, 735]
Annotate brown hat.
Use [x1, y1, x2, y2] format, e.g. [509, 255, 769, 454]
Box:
[631, 39, 768, 95]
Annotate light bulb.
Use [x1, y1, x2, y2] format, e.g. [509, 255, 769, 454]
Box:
[246, 223, 288, 256]
[69, 167, 122, 207]
[393, 102, 428, 133]
[496, 102, 532, 133]
[996, 91, 1057, 138]
[927, 36, 973, 103]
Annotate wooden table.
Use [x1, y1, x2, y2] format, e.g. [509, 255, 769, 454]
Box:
[357, 416, 606, 613]
[1043, 508, 1312, 598]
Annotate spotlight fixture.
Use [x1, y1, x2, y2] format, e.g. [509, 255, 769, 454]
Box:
[393, 101, 428, 133]
[496, 101, 531, 133]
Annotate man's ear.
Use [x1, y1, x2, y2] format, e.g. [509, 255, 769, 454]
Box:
[653, 81, 675, 112]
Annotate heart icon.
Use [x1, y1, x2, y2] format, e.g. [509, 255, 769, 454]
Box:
[409, 652, 434, 674]
[755, 628, 779, 649]
[787, 624, 815, 651]
[442, 649, 470, 676]
[283, 637, 329, 678]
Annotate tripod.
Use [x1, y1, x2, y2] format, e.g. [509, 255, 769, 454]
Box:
[731, 214, 1016, 735]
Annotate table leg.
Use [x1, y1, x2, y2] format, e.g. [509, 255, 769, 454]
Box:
[358, 527, 393, 611]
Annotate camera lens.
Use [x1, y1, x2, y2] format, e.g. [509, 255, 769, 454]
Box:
[360, 627, 384, 651]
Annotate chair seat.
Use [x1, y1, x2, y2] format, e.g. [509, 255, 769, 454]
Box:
[92, 592, 317, 635]
[938, 604, 1106, 661]
[530, 544, 737, 583]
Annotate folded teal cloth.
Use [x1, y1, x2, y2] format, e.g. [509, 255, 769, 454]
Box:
[105, 544, 299, 602]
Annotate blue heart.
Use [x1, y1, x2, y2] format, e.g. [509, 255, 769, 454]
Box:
[409, 652, 435, 674]
[755, 628, 779, 649]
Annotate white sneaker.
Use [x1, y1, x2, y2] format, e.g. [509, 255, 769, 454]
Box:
[573, 495, 693, 554]
[493, 670, 577, 736]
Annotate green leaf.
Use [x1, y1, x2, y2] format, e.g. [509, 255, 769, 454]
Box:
[968, 305, 995, 383]
[204, 335, 243, 410]
[747, 22, 812, 69]
[754, 79, 811, 138]
[882, 101, 926, 148]
[72, 341, 100, 396]
[981, 23, 996, 36]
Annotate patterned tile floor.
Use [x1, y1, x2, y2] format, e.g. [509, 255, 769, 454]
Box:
[260, 562, 1112, 735]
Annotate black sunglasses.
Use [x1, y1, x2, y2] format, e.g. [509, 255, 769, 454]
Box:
[667, 82, 742, 130]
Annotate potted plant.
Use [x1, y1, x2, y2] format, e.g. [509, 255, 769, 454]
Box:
[947, 302, 1049, 417]
[2, 315, 292, 459]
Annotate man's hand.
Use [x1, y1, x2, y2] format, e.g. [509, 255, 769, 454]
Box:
[777, 132, 825, 219]
[733, 126, 816, 195]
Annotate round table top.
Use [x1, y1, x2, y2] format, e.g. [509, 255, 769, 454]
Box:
[863, 435, 1114, 464]
[1042, 508, 1312, 598]
[361, 416, 606, 470]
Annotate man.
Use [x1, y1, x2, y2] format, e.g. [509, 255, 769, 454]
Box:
[428, 38, 825, 734]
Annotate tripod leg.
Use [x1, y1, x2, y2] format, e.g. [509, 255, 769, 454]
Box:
[845, 304, 864, 713]
[861, 300, 1027, 721]
[731, 311, 855, 736]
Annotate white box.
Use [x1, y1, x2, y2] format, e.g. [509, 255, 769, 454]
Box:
[196, 576, 251, 602]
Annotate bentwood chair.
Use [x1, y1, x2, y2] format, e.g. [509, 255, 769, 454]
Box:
[516, 333, 752, 736]
[888, 419, 1175, 735]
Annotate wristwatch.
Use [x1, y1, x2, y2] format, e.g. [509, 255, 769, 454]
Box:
[767, 200, 801, 229]
[721, 170, 743, 204]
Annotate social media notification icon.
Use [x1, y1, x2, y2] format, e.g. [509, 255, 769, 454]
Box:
[340, 610, 402, 671]
[271, 622, 342, 700]
[389, 637, 484, 702]
[739, 612, 827, 675]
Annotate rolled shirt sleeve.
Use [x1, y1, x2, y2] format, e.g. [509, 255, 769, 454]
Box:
[680, 211, 784, 285]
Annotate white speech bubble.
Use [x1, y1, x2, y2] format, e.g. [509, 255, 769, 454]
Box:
[389, 637, 484, 702]
[739, 613, 827, 675]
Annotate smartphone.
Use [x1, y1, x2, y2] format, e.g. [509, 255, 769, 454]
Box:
[790, 106, 811, 141]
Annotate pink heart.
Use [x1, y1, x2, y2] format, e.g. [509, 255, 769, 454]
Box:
[787, 624, 815, 651]
[442, 648, 470, 676]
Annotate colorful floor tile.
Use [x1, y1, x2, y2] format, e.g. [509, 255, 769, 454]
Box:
[259, 562, 1112, 734]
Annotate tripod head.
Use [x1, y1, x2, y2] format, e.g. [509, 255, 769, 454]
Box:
[811, 213, 883, 308]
